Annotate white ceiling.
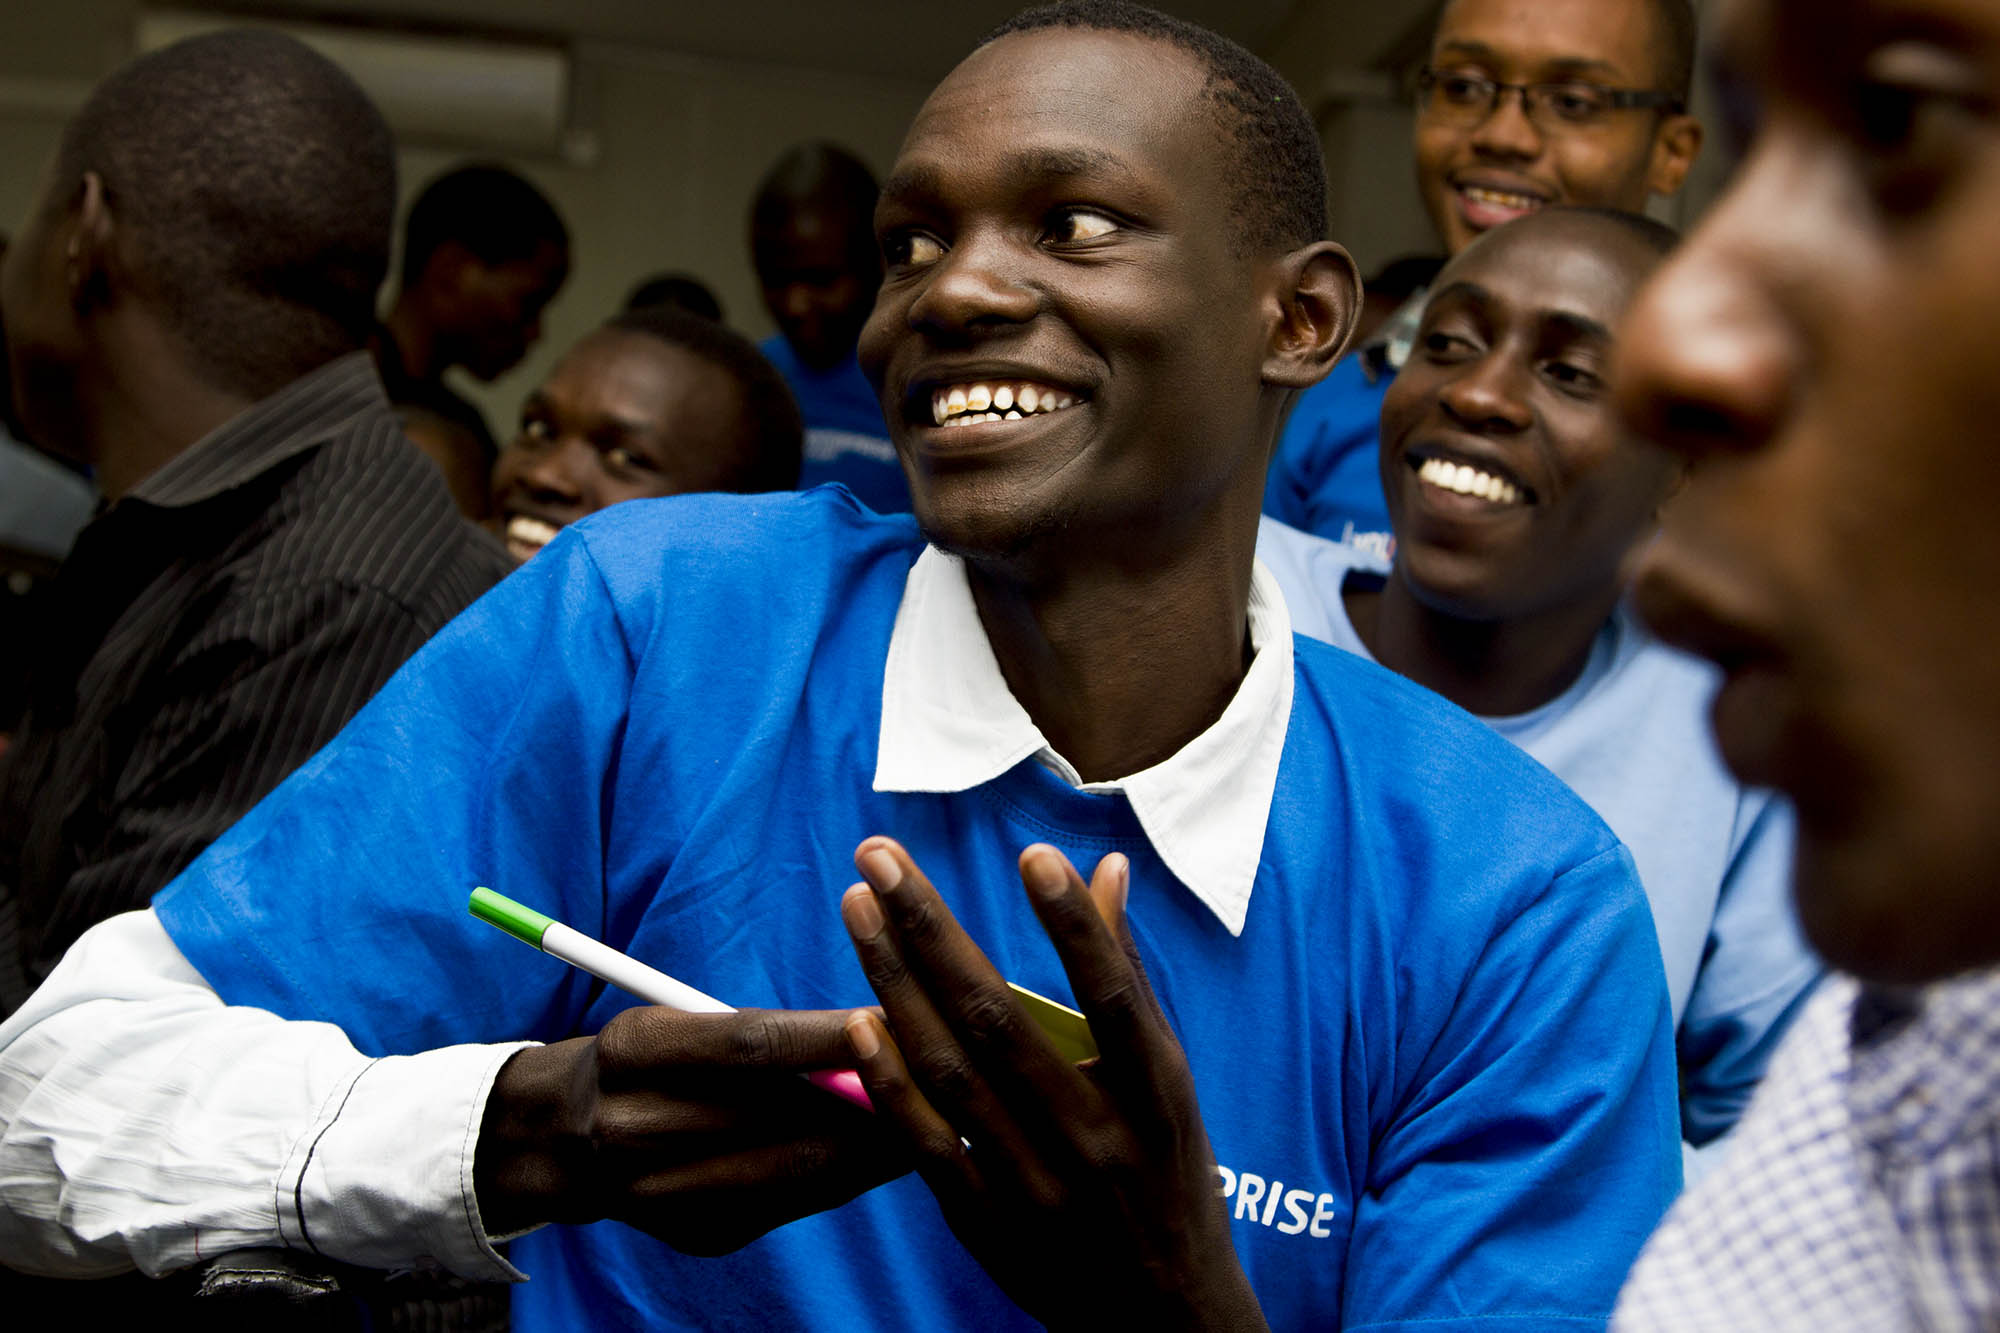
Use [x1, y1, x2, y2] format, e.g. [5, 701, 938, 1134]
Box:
[214, 1, 1306, 83]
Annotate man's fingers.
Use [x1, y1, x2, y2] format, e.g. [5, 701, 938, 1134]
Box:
[843, 1011, 984, 1203]
[848, 840, 1110, 1183]
[1085, 851, 1172, 1027]
[854, 838, 991, 981]
[843, 878, 1054, 1161]
[594, 1004, 865, 1083]
[1019, 846, 1188, 1104]
[853, 840, 1081, 1093]
[1085, 849, 1128, 933]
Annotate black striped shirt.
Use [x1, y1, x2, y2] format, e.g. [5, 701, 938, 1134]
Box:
[0, 353, 511, 1014]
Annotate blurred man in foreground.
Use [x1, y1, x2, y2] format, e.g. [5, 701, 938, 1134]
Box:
[1612, 0, 2000, 1324]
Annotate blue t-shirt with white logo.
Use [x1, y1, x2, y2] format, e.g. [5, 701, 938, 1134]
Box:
[155, 489, 1677, 1331]
[759, 335, 910, 513]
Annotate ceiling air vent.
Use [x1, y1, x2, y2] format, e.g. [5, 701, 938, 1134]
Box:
[134, 8, 586, 162]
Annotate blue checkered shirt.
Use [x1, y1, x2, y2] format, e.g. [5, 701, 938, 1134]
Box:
[1615, 968, 2000, 1330]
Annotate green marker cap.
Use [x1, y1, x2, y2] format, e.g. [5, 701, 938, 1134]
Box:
[469, 886, 555, 949]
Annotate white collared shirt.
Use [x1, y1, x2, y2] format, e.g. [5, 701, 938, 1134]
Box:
[0, 547, 1299, 1279]
[874, 546, 1295, 937]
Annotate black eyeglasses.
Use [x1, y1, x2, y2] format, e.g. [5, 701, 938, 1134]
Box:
[1417, 66, 1684, 130]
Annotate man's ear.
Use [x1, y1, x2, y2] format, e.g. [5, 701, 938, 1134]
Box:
[1647, 113, 1703, 197]
[1262, 241, 1361, 389]
[68, 171, 116, 314]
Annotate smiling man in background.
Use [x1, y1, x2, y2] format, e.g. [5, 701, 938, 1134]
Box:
[1264, 0, 1701, 555]
[489, 306, 801, 563]
[1259, 207, 1820, 1173]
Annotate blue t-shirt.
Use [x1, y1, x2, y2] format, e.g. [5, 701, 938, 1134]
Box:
[1263, 354, 1395, 558]
[1258, 520, 1823, 1150]
[759, 336, 910, 513]
[155, 490, 1678, 1331]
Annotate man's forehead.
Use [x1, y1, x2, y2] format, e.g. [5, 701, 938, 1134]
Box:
[564, 334, 723, 410]
[895, 28, 1208, 176]
[1445, 239, 1641, 327]
[1434, 0, 1657, 76]
[881, 145, 1137, 208]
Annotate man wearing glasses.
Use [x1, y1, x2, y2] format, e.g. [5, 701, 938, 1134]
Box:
[1262, 0, 1702, 553]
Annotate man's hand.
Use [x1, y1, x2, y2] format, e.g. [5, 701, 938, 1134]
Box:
[839, 837, 1267, 1332]
[474, 1005, 909, 1254]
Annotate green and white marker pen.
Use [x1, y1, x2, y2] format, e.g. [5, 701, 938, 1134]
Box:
[469, 886, 873, 1111]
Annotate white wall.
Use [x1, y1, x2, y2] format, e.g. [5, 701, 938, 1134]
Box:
[0, 2, 931, 445]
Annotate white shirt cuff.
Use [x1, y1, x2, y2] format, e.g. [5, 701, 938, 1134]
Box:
[287, 1038, 538, 1282]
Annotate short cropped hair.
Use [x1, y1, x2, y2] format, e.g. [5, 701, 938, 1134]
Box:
[604, 306, 804, 492]
[623, 272, 725, 323]
[52, 29, 395, 400]
[984, 0, 1326, 254]
[399, 164, 570, 292]
[749, 143, 881, 267]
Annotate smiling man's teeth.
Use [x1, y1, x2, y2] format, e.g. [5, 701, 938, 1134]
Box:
[1461, 185, 1542, 211]
[505, 514, 561, 559]
[930, 381, 1080, 427]
[1416, 457, 1524, 505]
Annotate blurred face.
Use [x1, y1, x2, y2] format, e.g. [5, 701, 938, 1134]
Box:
[858, 28, 1276, 563]
[451, 240, 568, 382]
[754, 208, 879, 371]
[1416, 0, 1697, 255]
[1617, 0, 2000, 982]
[1381, 213, 1675, 623]
[0, 169, 84, 461]
[490, 328, 748, 563]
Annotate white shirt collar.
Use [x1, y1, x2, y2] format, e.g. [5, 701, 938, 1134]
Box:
[874, 545, 1294, 937]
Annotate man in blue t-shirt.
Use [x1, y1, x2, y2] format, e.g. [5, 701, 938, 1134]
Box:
[1260, 207, 1821, 1173]
[751, 142, 911, 514]
[1264, 0, 1704, 552]
[0, 5, 1679, 1328]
